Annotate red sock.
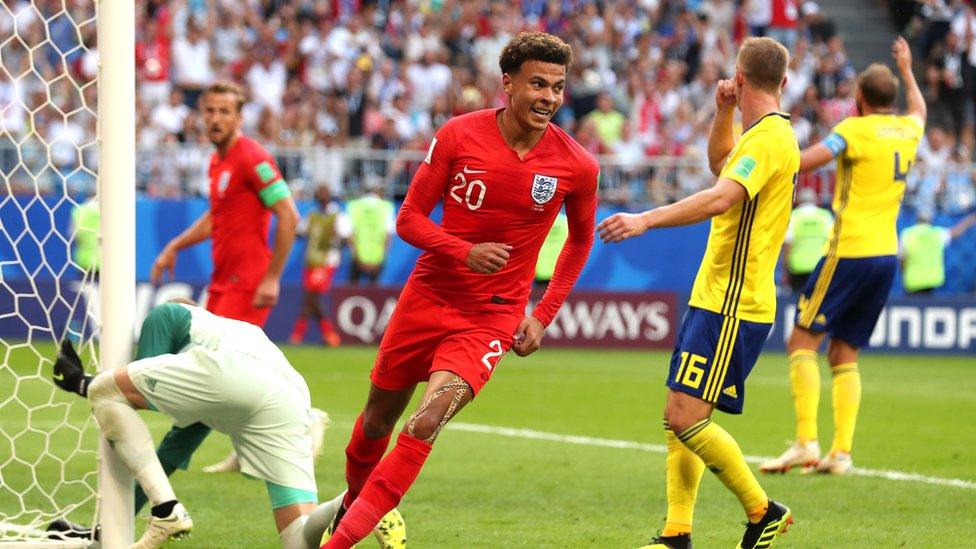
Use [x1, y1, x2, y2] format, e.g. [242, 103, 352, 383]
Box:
[344, 415, 392, 507]
[319, 318, 336, 335]
[327, 433, 431, 548]
[290, 316, 307, 340]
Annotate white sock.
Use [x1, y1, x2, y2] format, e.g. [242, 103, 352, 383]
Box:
[301, 491, 345, 548]
[279, 515, 309, 549]
[88, 372, 176, 506]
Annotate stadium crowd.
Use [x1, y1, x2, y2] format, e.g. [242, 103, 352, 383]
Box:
[0, 0, 973, 213]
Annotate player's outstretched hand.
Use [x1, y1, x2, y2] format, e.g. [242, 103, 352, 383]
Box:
[892, 36, 912, 73]
[715, 78, 736, 110]
[150, 246, 176, 285]
[597, 212, 649, 243]
[512, 316, 545, 357]
[53, 340, 92, 397]
[466, 242, 513, 274]
[253, 276, 280, 308]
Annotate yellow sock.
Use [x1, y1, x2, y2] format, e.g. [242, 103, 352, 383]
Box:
[831, 363, 861, 454]
[789, 350, 820, 443]
[663, 422, 704, 536]
[677, 419, 767, 521]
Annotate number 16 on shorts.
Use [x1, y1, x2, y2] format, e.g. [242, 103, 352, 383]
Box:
[673, 351, 707, 389]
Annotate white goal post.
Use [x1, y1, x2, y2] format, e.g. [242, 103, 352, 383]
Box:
[0, 1, 134, 546]
[96, 0, 136, 547]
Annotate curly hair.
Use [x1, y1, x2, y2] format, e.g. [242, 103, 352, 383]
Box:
[498, 32, 573, 75]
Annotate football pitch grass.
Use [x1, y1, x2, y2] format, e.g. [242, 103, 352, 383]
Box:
[3, 344, 974, 548]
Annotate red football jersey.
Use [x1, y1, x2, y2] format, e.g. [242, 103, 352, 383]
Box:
[207, 135, 289, 292]
[398, 108, 599, 325]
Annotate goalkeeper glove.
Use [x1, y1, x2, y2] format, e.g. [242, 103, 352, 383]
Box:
[53, 340, 93, 397]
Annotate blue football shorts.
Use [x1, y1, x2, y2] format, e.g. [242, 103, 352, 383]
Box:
[665, 307, 772, 414]
[794, 255, 896, 347]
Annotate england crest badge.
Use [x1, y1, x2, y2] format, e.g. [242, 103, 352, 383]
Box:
[531, 174, 558, 204]
[217, 170, 231, 196]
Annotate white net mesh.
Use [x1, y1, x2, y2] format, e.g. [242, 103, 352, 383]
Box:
[0, 0, 101, 542]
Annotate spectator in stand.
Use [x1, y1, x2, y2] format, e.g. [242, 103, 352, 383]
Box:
[768, 0, 800, 50]
[914, 126, 953, 211]
[151, 89, 191, 137]
[934, 30, 968, 143]
[171, 22, 214, 109]
[585, 92, 626, 150]
[17, 0, 879, 207]
[246, 46, 288, 115]
[136, 18, 172, 107]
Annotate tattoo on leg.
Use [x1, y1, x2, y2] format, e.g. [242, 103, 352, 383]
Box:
[406, 376, 470, 443]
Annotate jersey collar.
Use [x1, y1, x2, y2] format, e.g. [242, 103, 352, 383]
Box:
[743, 111, 790, 135]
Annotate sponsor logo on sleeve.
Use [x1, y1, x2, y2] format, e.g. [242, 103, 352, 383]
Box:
[732, 156, 757, 179]
[255, 161, 276, 183]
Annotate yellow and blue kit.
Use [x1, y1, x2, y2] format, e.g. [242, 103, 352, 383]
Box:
[795, 114, 923, 346]
[668, 112, 799, 413]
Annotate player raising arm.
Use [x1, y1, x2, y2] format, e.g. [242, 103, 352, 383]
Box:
[760, 37, 926, 476]
[320, 32, 598, 549]
[53, 302, 341, 549]
[599, 37, 797, 549]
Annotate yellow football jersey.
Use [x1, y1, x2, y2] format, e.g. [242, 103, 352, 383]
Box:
[689, 112, 799, 323]
[826, 114, 923, 257]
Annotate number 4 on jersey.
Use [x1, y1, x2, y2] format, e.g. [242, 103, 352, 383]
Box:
[893, 151, 913, 184]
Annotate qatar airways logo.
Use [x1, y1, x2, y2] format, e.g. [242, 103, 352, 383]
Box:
[328, 288, 677, 349]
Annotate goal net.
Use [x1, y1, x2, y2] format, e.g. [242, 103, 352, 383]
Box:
[1, 1, 133, 545]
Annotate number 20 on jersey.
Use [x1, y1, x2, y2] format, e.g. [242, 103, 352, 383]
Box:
[451, 171, 487, 210]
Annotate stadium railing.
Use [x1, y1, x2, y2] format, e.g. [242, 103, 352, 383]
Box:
[2, 142, 974, 213]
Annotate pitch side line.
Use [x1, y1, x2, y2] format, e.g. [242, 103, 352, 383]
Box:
[448, 422, 976, 490]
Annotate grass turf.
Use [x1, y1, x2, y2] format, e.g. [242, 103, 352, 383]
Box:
[1, 343, 973, 547]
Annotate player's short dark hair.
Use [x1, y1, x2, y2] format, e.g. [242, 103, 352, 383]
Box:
[858, 63, 899, 108]
[736, 37, 789, 93]
[498, 32, 573, 75]
[203, 81, 247, 112]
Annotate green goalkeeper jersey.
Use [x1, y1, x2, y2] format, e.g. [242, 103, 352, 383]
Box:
[135, 303, 192, 360]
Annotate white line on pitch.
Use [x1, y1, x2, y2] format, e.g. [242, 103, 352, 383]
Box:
[447, 422, 976, 490]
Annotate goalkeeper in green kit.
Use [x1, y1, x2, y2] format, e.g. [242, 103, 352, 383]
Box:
[51, 301, 394, 549]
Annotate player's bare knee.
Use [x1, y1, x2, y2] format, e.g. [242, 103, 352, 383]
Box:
[404, 376, 472, 443]
[827, 339, 858, 366]
[664, 412, 700, 435]
[403, 410, 444, 442]
[664, 393, 711, 434]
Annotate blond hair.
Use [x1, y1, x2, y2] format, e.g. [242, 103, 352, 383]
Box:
[736, 37, 789, 93]
[857, 63, 899, 108]
[203, 81, 247, 112]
